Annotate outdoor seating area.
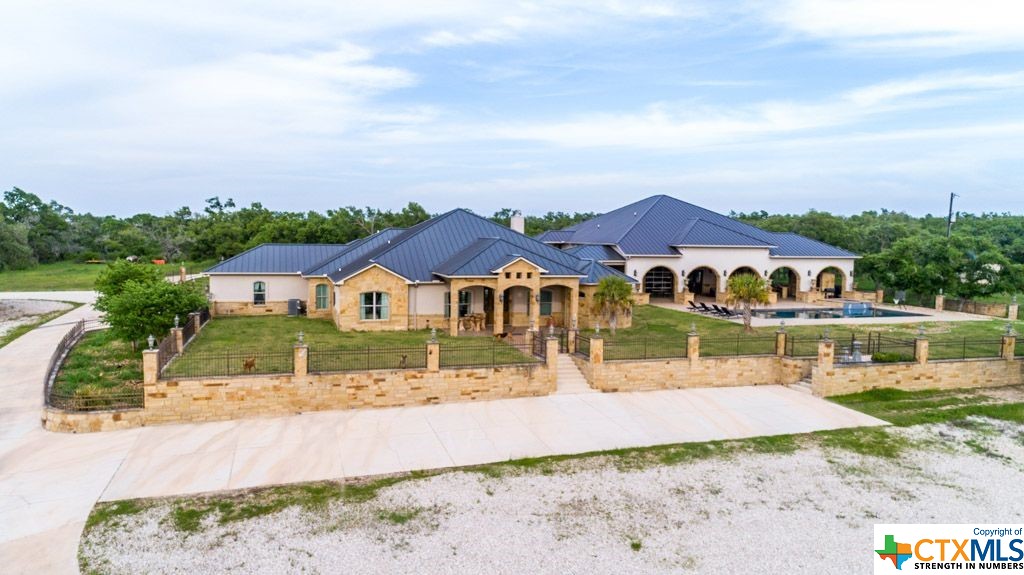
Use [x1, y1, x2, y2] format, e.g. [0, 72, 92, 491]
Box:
[687, 300, 742, 318]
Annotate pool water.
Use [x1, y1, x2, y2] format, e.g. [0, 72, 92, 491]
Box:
[751, 307, 923, 320]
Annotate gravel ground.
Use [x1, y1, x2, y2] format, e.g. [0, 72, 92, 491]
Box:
[80, 418, 1024, 575]
[0, 299, 72, 338]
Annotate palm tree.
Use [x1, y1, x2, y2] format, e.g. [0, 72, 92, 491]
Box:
[592, 276, 634, 335]
[725, 274, 771, 332]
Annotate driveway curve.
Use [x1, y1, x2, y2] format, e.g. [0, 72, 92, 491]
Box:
[0, 291, 885, 574]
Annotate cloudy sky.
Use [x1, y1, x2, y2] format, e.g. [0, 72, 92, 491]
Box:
[2, 1, 1023, 217]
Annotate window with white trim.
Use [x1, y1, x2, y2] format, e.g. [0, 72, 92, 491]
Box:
[315, 284, 329, 310]
[253, 281, 266, 305]
[360, 292, 389, 320]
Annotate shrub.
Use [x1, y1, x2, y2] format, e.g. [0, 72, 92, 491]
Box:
[871, 352, 914, 363]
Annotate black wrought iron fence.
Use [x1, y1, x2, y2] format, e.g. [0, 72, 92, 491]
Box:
[603, 338, 687, 361]
[439, 340, 541, 369]
[199, 307, 211, 325]
[45, 321, 145, 411]
[162, 350, 295, 378]
[785, 336, 820, 358]
[182, 313, 197, 344]
[532, 333, 547, 360]
[44, 319, 85, 402]
[156, 332, 177, 373]
[861, 333, 917, 358]
[309, 346, 426, 372]
[927, 338, 1004, 361]
[700, 335, 777, 357]
[575, 334, 592, 359]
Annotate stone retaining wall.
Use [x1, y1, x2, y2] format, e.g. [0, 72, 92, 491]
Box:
[812, 358, 1022, 397]
[942, 299, 1009, 318]
[41, 407, 146, 433]
[143, 364, 552, 425]
[575, 355, 813, 393]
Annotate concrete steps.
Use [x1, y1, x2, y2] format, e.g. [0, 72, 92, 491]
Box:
[555, 354, 595, 394]
[788, 378, 813, 394]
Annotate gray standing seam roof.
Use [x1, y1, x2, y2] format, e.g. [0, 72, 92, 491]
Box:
[205, 244, 349, 274]
[433, 237, 585, 277]
[565, 244, 624, 262]
[549, 195, 856, 258]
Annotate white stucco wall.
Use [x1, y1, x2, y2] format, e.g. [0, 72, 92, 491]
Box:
[620, 248, 856, 294]
[209, 274, 309, 302]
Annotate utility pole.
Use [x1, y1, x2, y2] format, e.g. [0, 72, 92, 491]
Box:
[946, 192, 958, 238]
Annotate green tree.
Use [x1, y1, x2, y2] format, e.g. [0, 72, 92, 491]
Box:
[0, 221, 35, 270]
[94, 260, 164, 312]
[103, 280, 207, 350]
[592, 276, 634, 335]
[725, 274, 771, 332]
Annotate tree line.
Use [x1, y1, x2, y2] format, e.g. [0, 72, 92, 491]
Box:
[2, 187, 1022, 302]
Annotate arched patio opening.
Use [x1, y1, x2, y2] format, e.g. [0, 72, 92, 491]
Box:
[816, 267, 846, 298]
[769, 267, 800, 300]
[686, 267, 719, 298]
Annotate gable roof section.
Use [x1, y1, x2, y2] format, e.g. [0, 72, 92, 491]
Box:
[764, 232, 857, 258]
[575, 259, 638, 285]
[547, 195, 856, 258]
[535, 229, 574, 243]
[670, 219, 774, 248]
[433, 238, 583, 277]
[335, 209, 588, 283]
[205, 244, 348, 274]
[303, 228, 406, 277]
[565, 244, 624, 262]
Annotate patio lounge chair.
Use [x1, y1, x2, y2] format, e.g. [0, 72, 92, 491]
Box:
[687, 301, 701, 312]
[720, 306, 741, 317]
[711, 304, 730, 316]
[698, 302, 715, 314]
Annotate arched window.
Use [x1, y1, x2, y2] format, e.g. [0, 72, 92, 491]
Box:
[360, 292, 390, 320]
[315, 284, 329, 310]
[253, 281, 266, 305]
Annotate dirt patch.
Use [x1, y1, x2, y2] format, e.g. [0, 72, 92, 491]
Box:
[0, 299, 72, 338]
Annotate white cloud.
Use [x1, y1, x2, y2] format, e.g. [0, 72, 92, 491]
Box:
[755, 0, 1024, 52]
[485, 70, 1024, 149]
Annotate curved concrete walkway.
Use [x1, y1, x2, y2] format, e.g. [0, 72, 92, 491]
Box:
[0, 292, 885, 574]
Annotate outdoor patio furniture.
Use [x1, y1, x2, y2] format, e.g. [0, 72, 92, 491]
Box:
[698, 302, 715, 314]
[687, 301, 701, 312]
[711, 304, 729, 316]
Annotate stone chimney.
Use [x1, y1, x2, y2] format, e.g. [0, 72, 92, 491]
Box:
[510, 211, 525, 234]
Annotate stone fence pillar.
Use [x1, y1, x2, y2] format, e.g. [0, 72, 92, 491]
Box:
[875, 289, 884, 303]
[545, 337, 559, 392]
[590, 336, 604, 365]
[1009, 303, 1019, 321]
[687, 332, 700, 368]
[775, 330, 787, 357]
[1002, 335, 1016, 361]
[817, 339, 834, 371]
[179, 265, 187, 283]
[567, 329, 576, 352]
[293, 344, 308, 377]
[172, 327, 184, 353]
[142, 349, 159, 384]
[934, 294, 945, 311]
[915, 337, 929, 365]
[426, 341, 440, 372]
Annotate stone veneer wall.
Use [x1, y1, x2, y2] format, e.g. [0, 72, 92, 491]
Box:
[942, 299, 1009, 319]
[42, 407, 146, 433]
[573, 355, 812, 392]
[336, 265, 410, 331]
[212, 301, 290, 316]
[142, 364, 552, 425]
[812, 358, 1022, 397]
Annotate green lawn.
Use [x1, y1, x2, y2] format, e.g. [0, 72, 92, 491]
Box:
[164, 316, 538, 377]
[0, 260, 216, 291]
[587, 305, 1023, 360]
[51, 329, 143, 410]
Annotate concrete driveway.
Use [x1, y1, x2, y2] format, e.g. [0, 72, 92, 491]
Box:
[0, 292, 885, 574]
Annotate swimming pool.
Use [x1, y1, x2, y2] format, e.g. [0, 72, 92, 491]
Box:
[751, 306, 924, 320]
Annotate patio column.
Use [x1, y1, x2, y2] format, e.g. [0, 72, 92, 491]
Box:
[568, 286, 579, 330]
[493, 293, 504, 335]
[449, 287, 459, 337]
[529, 288, 541, 334]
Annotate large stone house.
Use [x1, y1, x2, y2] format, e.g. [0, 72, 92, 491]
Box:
[205, 209, 636, 335]
[538, 195, 859, 304]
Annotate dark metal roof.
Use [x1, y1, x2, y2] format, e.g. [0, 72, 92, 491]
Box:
[565, 244, 624, 262]
[549, 195, 856, 258]
[535, 229, 574, 243]
[304, 228, 405, 277]
[434, 238, 584, 277]
[575, 259, 638, 285]
[336, 209, 590, 283]
[205, 244, 348, 274]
